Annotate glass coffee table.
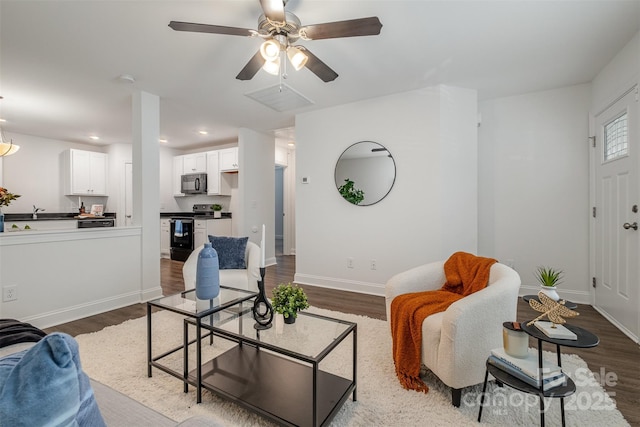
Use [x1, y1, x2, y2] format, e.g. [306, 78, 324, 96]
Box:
[147, 287, 258, 403]
[189, 299, 357, 427]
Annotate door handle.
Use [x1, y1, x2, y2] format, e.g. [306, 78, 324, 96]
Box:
[623, 222, 638, 230]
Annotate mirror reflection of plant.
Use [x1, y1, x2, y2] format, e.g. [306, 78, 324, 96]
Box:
[338, 179, 365, 205]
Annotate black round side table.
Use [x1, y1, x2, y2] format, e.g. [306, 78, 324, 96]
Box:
[478, 321, 599, 427]
[522, 294, 578, 310]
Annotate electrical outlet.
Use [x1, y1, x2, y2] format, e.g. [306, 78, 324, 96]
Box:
[371, 260, 377, 270]
[3, 285, 17, 302]
[347, 257, 354, 269]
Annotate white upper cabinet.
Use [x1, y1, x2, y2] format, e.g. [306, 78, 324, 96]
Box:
[173, 155, 185, 197]
[206, 151, 232, 196]
[219, 147, 239, 172]
[63, 149, 107, 196]
[183, 152, 207, 173]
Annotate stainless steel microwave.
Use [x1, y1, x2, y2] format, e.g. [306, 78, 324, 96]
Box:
[181, 173, 207, 194]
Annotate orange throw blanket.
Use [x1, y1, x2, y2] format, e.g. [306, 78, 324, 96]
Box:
[390, 252, 497, 393]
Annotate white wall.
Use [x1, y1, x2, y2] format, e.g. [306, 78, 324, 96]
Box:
[295, 85, 478, 295]
[237, 128, 276, 265]
[591, 31, 639, 113]
[478, 84, 591, 302]
[1, 133, 109, 214]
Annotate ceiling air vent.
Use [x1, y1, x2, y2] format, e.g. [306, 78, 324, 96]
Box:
[245, 83, 314, 112]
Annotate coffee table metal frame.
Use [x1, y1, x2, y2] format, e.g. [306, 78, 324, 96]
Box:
[478, 320, 599, 427]
[147, 287, 258, 404]
[186, 300, 357, 427]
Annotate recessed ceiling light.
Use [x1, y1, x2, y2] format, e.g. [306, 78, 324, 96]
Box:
[89, 135, 100, 140]
[288, 142, 295, 147]
[0, 119, 6, 123]
[159, 139, 168, 143]
[198, 130, 208, 135]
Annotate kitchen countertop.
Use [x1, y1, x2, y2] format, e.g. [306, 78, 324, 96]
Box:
[160, 212, 231, 219]
[4, 212, 116, 221]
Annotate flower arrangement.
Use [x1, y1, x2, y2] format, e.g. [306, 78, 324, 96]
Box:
[272, 283, 309, 322]
[0, 187, 20, 207]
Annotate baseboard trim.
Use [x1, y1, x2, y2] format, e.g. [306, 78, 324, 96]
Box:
[24, 288, 161, 330]
[592, 305, 639, 344]
[294, 273, 385, 296]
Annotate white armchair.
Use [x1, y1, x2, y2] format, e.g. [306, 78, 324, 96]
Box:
[183, 241, 261, 293]
[385, 260, 520, 406]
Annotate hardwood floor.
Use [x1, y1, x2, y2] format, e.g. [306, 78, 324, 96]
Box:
[46, 254, 639, 426]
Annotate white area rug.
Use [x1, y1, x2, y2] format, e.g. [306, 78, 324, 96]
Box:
[75, 307, 629, 426]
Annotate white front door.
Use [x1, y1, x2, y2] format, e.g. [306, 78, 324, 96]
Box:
[593, 86, 639, 342]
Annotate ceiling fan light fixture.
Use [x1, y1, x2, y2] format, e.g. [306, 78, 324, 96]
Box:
[0, 138, 20, 157]
[286, 46, 308, 71]
[260, 39, 281, 61]
[262, 56, 281, 75]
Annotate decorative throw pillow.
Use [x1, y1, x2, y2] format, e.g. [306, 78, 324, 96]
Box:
[208, 235, 249, 269]
[0, 332, 106, 427]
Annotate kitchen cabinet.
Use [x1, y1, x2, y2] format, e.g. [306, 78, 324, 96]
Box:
[160, 218, 170, 258]
[206, 151, 232, 196]
[183, 153, 207, 174]
[194, 219, 208, 250]
[63, 149, 108, 196]
[173, 156, 185, 197]
[219, 147, 239, 172]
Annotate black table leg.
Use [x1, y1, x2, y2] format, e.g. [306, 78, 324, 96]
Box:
[478, 368, 489, 422]
[196, 317, 202, 404]
[556, 344, 566, 427]
[147, 303, 152, 378]
[184, 319, 189, 393]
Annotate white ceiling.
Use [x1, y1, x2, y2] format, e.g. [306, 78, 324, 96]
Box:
[1, 0, 638, 149]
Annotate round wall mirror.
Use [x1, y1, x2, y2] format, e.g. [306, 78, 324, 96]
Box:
[334, 141, 396, 206]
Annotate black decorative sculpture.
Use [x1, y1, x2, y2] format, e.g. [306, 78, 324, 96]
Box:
[252, 267, 274, 329]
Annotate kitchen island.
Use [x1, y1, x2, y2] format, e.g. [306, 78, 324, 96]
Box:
[0, 225, 161, 329]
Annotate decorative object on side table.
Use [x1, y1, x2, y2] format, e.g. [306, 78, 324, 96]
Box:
[211, 203, 223, 218]
[272, 283, 309, 324]
[253, 224, 274, 329]
[195, 242, 220, 299]
[0, 187, 21, 233]
[527, 291, 579, 327]
[534, 266, 563, 301]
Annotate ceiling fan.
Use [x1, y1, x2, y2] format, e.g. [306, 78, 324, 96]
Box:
[168, 0, 382, 82]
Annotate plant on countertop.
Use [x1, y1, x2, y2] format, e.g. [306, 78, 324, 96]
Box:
[272, 283, 309, 320]
[0, 187, 20, 207]
[338, 178, 365, 205]
[211, 204, 223, 211]
[535, 266, 563, 287]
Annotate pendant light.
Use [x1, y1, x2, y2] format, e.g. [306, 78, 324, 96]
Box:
[0, 97, 19, 157]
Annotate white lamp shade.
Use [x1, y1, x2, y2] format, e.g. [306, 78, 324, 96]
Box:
[260, 39, 281, 61]
[262, 57, 281, 75]
[287, 46, 308, 71]
[0, 141, 19, 156]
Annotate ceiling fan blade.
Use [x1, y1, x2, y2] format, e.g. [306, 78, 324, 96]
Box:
[236, 50, 266, 81]
[169, 21, 254, 37]
[301, 48, 338, 82]
[300, 17, 382, 40]
[259, 0, 286, 23]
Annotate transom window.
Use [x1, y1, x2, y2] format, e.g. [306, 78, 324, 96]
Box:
[604, 112, 628, 161]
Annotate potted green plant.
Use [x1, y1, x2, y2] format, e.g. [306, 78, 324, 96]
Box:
[211, 203, 223, 218]
[535, 266, 563, 301]
[338, 178, 365, 205]
[272, 283, 309, 324]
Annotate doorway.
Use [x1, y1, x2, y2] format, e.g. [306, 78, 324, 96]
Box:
[275, 166, 284, 256]
[592, 85, 639, 343]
